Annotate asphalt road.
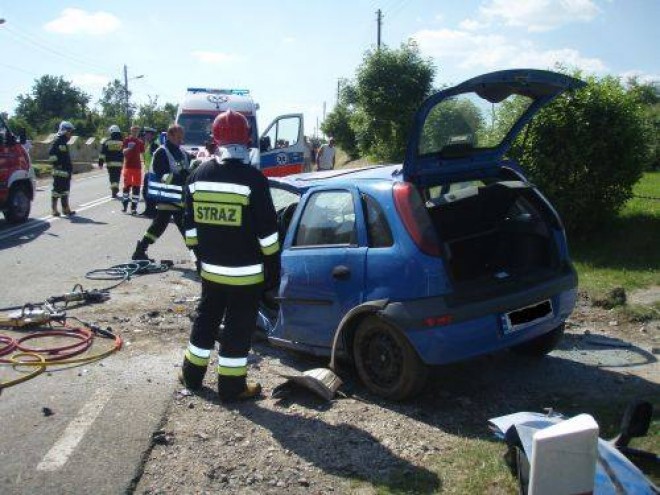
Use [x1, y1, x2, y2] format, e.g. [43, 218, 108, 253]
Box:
[0, 172, 189, 494]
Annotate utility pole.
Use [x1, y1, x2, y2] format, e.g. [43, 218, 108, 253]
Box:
[337, 79, 341, 104]
[323, 101, 326, 122]
[376, 9, 382, 49]
[123, 64, 129, 120]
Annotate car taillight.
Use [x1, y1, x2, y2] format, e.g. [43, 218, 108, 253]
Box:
[393, 183, 442, 256]
[424, 315, 453, 327]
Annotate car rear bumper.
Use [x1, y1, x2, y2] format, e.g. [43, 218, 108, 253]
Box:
[381, 268, 578, 365]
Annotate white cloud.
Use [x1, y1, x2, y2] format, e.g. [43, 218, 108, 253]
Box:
[619, 70, 660, 86]
[44, 8, 121, 35]
[68, 73, 109, 90]
[480, 0, 601, 32]
[413, 28, 607, 72]
[282, 36, 296, 44]
[191, 51, 238, 64]
[458, 18, 488, 31]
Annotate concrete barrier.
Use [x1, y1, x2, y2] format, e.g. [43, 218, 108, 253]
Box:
[32, 134, 101, 165]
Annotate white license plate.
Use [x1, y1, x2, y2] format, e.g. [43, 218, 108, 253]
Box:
[502, 299, 553, 334]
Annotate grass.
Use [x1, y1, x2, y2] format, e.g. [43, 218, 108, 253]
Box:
[32, 161, 53, 177]
[571, 171, 660, 296]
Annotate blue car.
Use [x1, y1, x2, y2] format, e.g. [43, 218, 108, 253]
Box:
[259, 69, 584, 400]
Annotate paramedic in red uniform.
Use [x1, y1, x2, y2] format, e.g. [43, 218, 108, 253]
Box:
[179, 110, 280, 401]
[122, 125, 145, 214]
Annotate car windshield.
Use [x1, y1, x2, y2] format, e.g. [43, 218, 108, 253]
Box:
[177, 113, 258, 147]
[418, 91, 534, 157]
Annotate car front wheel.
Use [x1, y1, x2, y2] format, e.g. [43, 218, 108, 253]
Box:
[4, 185, 31, 224]
[353, 316, 428, 401]
[511, 324, 565, 357]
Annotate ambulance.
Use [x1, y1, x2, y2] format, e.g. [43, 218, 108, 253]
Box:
[175, 88, 311, 176]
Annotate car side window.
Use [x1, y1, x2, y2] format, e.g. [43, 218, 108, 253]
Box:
[362, 193, 393, 248]
[294, 190, 356, 247]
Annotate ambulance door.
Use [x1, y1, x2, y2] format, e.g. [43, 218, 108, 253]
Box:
[259, 114, 308, 177]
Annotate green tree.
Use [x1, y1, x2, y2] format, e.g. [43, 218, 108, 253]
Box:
[135, 97, 178, 132]
[98, 79, 132, 133]
[353, 41, 435, 161]
[14, 75, 91, 135]
[321, 103, 358, 159]
[627, 78, 659, 170]
[508, 72, 650, 234]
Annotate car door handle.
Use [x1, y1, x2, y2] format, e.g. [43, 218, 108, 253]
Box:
[332, 265, 351, 280]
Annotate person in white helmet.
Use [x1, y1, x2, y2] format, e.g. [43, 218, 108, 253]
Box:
[48, 121, 76, 216]
[98, 125, 124, 198]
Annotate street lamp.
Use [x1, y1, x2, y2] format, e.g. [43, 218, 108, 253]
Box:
[123, 65, 144, 120]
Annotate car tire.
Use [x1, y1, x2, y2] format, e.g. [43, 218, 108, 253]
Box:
[511, 323, 565, 357]
[4, 185, 31, 224]
[353, 316, 428, 401]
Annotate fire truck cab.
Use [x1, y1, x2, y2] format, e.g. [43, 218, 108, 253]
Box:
[175, 88, 310, 176]
[0, 114, 35, 224]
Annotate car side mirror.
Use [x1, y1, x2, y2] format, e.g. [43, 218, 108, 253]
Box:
[18, 127, 27, 145]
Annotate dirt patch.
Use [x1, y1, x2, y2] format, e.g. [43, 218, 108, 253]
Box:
[64, 273, 653, 494]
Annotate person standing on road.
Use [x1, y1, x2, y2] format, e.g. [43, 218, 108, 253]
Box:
[316, 137, 336, 171]
[98, 125, 124, 198]
[141, 127, 159, 217]
[122, 125, 145, 214]
[132, 124, 190, 260]
[48, 121, 76, 217]
[180, 110, 280, 402]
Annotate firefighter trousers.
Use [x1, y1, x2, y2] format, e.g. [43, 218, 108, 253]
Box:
[143, 208, 185, 244]
[189, 281, 260, 396]
[107, 166, 122, 194]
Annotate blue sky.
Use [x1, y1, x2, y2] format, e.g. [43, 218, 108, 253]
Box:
[1, 0, 657, 136]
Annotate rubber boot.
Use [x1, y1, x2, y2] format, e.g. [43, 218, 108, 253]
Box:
[61, 197, 76, 216]
[111, 187, 119, 199]
[131, 239, 150, 261]
[122, 199, 129, 213]
[51, 198, 61, 217]
[218, 375, 262, 402]
[179, 357, 207, 391]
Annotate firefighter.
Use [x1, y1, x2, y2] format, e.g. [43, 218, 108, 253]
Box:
[180, 110, 280, 401]
[49, 121, 76, 217]
[122, 125, 145, 214]
[140, 127, 159, 217]
[131, 124, 189, 260]
[98, 125, 123, 198]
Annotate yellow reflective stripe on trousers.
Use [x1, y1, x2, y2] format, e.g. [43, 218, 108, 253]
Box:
[185, 349, 210, 367]
[107, 161, 123, 168]
[217, 365, 247, 376]
[217, 356, 248, 377]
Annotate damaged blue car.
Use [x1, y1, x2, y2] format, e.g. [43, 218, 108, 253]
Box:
[258, 69, 584, 400]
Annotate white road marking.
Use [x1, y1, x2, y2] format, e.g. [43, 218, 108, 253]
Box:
[0, 196, 112, 242]
[36, 387, 114, 472]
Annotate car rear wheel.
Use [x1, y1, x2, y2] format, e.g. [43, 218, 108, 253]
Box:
[353, 316, 428, 400]
[511, 323, 565, 357]
[4, 185, 31, 224]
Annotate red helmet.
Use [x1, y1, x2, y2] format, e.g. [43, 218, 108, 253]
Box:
[212, 110, 250, 147]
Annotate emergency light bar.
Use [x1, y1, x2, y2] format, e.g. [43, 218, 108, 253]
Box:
[186, 88, 250, 96]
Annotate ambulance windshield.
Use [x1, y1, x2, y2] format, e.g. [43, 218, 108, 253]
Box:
[178, 113, 258, 148]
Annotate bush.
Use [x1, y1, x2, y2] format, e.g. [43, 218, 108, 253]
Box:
[511, 73, 650, 235]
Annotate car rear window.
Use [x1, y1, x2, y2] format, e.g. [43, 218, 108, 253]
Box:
[362, 193, 393, 248]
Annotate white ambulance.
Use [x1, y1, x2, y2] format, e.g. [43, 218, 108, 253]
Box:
[175, 88, 311, 176]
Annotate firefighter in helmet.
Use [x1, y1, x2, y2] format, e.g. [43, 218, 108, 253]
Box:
[98, 124, 123, 198]
[49, 121, 76, 216]
[180, 110, 280, 401]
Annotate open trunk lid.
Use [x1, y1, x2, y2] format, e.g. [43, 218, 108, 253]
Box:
[403, 69, 585, 187]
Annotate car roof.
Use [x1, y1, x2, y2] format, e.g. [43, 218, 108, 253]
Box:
[269, 164, 403, 192]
